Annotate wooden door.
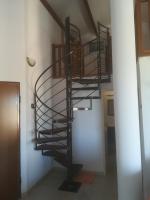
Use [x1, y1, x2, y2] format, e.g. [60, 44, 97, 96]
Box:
[0, 82, 20, 200]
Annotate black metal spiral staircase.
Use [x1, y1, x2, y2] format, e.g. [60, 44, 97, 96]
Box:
[33, 17, 112, 191]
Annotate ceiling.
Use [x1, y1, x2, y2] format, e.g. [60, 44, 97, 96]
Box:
[47, 0, 111, 40]
[87, 0, 111, 27]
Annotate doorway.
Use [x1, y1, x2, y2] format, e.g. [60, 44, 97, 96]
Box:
[0, 82, 20, 200]
[102, 91, 117, 174]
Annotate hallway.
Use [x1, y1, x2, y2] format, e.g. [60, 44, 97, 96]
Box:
[22, 168, 117, 200]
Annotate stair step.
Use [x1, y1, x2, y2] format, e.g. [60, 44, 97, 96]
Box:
[101, 77, 111, 83]
[53, 118, 68, 124]
[39, 127, 67, 135]
[72, 96, 100, 100]
[43, 150, 83, 171]
[43, 150, 67, 158]
[72, 87, 98, 91]
[36, 136, 67, 144]
[53, 118, 67, 124]
[36, 144, 67, 150]
[43, 150, 69, 167]
[72, 78, 99, 84]
[72, 78, 110, 84]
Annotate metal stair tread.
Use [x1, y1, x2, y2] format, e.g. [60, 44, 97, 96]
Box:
[72, 78, 99, 84]
[36, 136, 67, 144]
[43, 150, 83, 170]
[72, 78, 110, 84]
[72, 87, 99, 91]
[71, 96, 100, 100]
[39, 127, 67, 135]
[42, 150, 67, 157]
[101, 78, 111, 83]
[36, 144, 67, 150]
[53, 118, 72, 124]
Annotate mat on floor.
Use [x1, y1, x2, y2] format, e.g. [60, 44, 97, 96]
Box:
[74, 171, 96, 184]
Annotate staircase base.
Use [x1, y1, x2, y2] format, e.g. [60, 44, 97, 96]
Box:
[58, 180, 82, 193]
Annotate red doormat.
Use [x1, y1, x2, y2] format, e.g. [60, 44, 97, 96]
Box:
[74, 171, 96, 184]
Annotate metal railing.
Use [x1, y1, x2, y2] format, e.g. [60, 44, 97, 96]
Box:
[33, 17, 112, 178]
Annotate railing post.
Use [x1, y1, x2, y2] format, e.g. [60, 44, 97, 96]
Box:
[97, 23, 102, 96]
[52, 44, 56, 78]
[65, 17, 73, 179]
[34, 93, 38, 149]
[106, 28, 112, 80]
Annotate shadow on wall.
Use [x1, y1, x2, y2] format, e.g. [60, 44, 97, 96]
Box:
[25, 0, 62, 191]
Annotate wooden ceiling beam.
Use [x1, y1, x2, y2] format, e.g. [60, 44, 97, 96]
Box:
[40, 0, 65, 31]
[83, 0, 98, 35]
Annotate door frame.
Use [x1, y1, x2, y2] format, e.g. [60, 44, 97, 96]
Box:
[102, 90, 115, 173]
[0, 81, 21, 198]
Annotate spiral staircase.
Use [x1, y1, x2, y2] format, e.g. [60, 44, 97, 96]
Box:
[33, 17, 112, 191]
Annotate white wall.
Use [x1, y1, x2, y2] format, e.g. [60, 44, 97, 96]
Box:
[72, 83, 113, 173]
[110, 0, 142, 200]
[139, 57, 150, 199]
[26, 0, 62, 191]
[73, 99, 105, 172]
[0, 0, 62, 194]
[0, 0, 28, 193]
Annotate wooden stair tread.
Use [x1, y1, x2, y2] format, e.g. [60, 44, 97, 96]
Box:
[39, 127, 67, 135]
[36, 136, 67, 144]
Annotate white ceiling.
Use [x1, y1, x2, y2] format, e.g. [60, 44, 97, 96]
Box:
[47, 0, 110, 39]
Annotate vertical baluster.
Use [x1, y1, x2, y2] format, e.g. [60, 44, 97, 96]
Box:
[34, 93, 38, 149]
[97, 23, 102, 96]
[52, 44, 56, 77]
[58, 46, 61, 77]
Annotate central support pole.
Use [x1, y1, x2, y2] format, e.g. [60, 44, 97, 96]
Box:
[65, 17, 73, 179]
[59, 17, 81, 193]
[110, 0, 143, 200]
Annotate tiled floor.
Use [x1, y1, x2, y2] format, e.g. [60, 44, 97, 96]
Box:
[22, 168, 117, 200]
